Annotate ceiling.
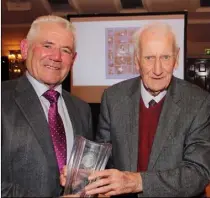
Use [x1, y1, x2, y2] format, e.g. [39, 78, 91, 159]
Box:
[2, 0, 210, 44]
[2, 0, 210, 24]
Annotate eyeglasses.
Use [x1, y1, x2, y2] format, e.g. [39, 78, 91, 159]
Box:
[143, 54, 177, 66]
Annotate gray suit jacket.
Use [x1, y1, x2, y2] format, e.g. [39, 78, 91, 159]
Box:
[97, 76, 210, 197]
[1, 75, 93, 197]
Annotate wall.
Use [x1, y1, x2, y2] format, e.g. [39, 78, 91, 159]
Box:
[2, 26, 30, 56]
[187, 41, 210, 57]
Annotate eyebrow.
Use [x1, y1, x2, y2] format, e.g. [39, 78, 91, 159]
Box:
[143, 52, 174, 56]
[42, 40, 54, 45]
[61, 46, 73, 51]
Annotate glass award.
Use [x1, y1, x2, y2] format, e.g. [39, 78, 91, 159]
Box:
[64, 136, 112, 197]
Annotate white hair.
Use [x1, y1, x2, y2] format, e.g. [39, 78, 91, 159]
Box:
[26, 15, 76, 52]
[132, 22, 179, 57]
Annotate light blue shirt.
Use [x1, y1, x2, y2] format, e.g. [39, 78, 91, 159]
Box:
[26, 71, 74, 163]
[141, 81, 167, 108]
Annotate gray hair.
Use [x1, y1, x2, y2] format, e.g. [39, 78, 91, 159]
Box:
[26, 15, 76, 52]
[133, 22, 179, 57]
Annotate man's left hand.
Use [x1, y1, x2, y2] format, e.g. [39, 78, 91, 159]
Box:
[85, 169, 142, 196]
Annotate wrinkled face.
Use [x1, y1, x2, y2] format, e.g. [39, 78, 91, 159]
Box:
[21, 22, 76, 88]
[135, 30, 179, 96]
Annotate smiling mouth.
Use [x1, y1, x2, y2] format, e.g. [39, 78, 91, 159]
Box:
[152, 77, 164, 80]
[45, 65, 60, 70]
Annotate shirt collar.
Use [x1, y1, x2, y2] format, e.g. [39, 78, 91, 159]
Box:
[141, 80, 166, 108]
[26, 71, 62, 98]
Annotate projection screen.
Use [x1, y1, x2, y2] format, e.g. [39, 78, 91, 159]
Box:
[68, 12, 187, 103]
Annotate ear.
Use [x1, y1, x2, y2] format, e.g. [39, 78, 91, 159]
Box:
[174, 48, 180, 69]
[70, 52, 77, 69]
[72, 52, 77, 64]
[20, 39, 29, 60]
[72, 52, 77, 62]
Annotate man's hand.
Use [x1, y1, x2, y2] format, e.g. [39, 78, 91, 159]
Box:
[85, 169, 142, 196]
[60, 166, 109, 197]
[60, 165, 67, 186]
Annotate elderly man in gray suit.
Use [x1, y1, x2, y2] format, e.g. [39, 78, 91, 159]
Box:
[82, 23, 210, 197]
[2, 15, 93, 197]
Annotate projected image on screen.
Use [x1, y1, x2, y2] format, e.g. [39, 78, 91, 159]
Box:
[106, 27, 139, 79]
[69, 13, 186, 103]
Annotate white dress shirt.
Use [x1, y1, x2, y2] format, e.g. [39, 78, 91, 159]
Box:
[141, 81, 167, 108]
[26, 71, 74, 163]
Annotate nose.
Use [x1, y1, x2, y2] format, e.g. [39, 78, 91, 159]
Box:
[50, 48, 62, 62]
[153, 57, 163, 76]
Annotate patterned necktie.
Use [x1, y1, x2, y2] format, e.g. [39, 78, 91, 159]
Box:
[43, 89, 67, 172]
[149, 99, 157, 108]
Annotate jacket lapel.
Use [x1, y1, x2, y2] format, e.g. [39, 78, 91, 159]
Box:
[126, 78, 141, 171]
[14, 75, 58, 171]
[148, 77, 182, 170]
[62, 92, 83, 137]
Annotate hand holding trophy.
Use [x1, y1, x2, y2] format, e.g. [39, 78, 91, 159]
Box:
[62, 136, 112, 197]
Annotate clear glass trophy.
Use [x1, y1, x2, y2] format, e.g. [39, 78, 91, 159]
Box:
[64, 136, 112, 197]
